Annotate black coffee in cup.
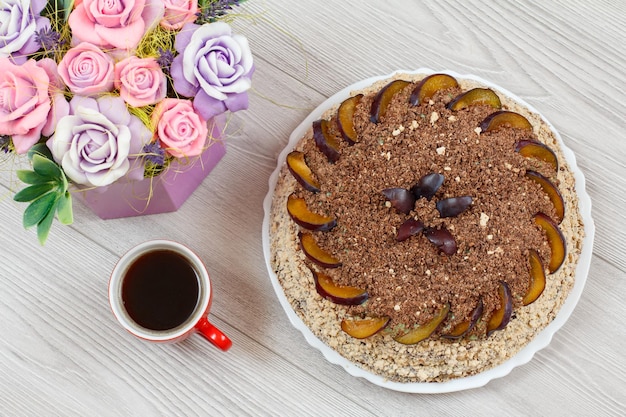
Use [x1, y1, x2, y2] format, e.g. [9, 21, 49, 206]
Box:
[121, 249, 199, 331]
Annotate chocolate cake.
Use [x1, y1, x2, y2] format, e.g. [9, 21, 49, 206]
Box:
[268, 72, 584, 383]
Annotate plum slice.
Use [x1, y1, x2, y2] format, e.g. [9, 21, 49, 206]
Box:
[534, 212, 566, 273]
[286, 151, 321, 193]
[515, 139, 559, 172]
[341, 316, 390, 339]
[299, 232, 342, 268]
[382, 187, 416, 214]
[411, 172, 444, 200]
[441, 299, 484, 340]
[526, 170, 565, 224]
[396, 218, 425, 242]
[370, 80, 410, 123]
[287, 194, 336, 232]
[424, 227, 457, 255]
[447, 88, 502, 111]
[479, 110, 533, 133]
[486, 281, 513, 337]
[522, 249, 546, 306]
[409, 73, 458, 106]
[393, 303, 450, 345]
[337, 94, 363, 144]
[312, 269, 368, 305]
[436, 196, 472, 218]
[312, 119, 341, 163]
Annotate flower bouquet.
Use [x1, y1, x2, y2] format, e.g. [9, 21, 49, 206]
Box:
[0, 0, 254, 243]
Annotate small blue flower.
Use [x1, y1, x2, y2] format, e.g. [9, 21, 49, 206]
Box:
[143, 142, 166, 166]
[156, 48, 175, 72]
[196, 0, 242, 24]
[0, 136, 11, 153]
[35, 27, 65, 53]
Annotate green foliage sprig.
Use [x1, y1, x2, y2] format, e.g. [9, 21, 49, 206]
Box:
[13, 144, 73, 245]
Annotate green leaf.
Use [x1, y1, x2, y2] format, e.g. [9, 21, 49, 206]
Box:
[61, 0, 75, 21]
[37, 203, 57, 245]
[16, 169, 50, 185]
[57, 191, 74, 225]
[23, 192, 59, 229]
[13, 183, 55, 202]
[32, 154, 62, 179]
[58, 169, 69, 193]
[28, 143, 53, 161]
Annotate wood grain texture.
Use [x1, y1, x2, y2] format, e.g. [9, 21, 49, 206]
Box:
[1, 0, 625, 415]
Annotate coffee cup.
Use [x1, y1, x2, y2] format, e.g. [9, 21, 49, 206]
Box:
[109, 240, 232, 350]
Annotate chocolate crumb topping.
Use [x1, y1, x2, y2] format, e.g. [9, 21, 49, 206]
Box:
[296, 83, 556, 338]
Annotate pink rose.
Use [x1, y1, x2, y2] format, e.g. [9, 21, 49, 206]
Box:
[37, 58, 71, 138]
[68, 0, 164, 51]
[114, 56, 167, 107]
[152, 98, 208, 158]
[161, 0, 198, 30]
[58, 42, 115, 95]
[0, 57, 69, 154]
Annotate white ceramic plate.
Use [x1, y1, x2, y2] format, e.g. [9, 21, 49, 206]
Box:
[261, 69, 595, 393]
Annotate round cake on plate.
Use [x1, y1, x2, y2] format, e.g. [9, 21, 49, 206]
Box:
[267, 71, 586, 384]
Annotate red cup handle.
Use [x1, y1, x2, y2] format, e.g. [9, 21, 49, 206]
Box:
[195, 317, 232, 351]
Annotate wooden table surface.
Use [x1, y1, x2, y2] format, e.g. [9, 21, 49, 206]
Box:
[1, 1, 624, 415]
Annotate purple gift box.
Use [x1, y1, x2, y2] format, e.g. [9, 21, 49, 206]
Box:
[76, 120, 226, 219]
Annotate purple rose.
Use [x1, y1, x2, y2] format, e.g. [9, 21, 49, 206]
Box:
[47, 96, 151, 187]
[0, 0, 51, 64]
[171, 22, 254, 120]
